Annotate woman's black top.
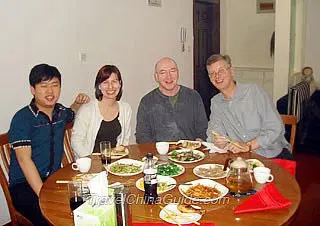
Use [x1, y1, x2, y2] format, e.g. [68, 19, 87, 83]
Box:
[93, 114, 121, 152]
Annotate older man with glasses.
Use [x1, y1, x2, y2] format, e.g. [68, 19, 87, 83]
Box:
[206, 54, 292, 160]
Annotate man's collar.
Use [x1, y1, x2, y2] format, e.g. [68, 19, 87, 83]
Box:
[28, 98, 61, 117]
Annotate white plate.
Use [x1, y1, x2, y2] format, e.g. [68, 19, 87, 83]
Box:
[178, 179, 229, 202]
[246, 159, 265, 171]
[159, 203, 202, 225]
[193, 164, 229, 179]
[157, 162, 185, 177]
[111, 147, 129, 160]
[168, 149, 205, 164]
[201, 142, 227, 153]
[107, 158, 144, 176]
[136, 175, 176, 194]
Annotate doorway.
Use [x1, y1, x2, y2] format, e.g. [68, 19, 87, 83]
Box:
[194, 0, 220, 119]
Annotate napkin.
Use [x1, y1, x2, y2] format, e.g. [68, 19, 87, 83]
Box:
[202, 142, 228, 154]
[271, 159, 296, 176]
[133, 223, 215, 226]
[234, 182, 291, 214]
[87, 171, 109, 197]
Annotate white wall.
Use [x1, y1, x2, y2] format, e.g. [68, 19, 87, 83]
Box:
[220, 0, 275, 68]
[305, 0, 320, 82]
[0, 0, 193, 224]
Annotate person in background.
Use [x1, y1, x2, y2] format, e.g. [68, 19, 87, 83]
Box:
[136, 57, 207, 143]
[71, 65, 132, 158]
[8, 64, 89, 225]
[206, 54, 292, 160]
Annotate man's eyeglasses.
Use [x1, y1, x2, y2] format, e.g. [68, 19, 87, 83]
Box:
[208, 66, 230, 78]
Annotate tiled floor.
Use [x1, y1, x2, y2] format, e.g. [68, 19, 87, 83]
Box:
[290, 145, 320, 226]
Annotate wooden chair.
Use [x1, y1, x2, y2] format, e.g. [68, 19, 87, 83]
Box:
[0, 133, 32, 226]
[280, 114, 297, 154]
[61, 122, 75, 166]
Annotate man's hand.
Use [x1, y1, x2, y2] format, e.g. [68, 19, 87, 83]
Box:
[212, 134, 228, 149]
[70, 93, 90, 113]
[224, 141, 250, 153]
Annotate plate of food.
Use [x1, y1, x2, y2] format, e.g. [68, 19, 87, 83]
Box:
[178, 179, 229, 202]
[136, 175, 176, 194]
[193, 164, 229, 179]
[111, 145, 129, 160]
[157, 162, 185, 177]
[176, 140, 201, 149]
[168, 149, 205, 164]
[107, 158, 144, 176]
[159, 203, 202, 225]
[246, 159, 264, 171]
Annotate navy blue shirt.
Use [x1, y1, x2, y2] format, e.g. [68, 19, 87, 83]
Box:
[8, 99, 74, 186]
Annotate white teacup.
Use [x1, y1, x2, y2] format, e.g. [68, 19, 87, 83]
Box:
[253, 167, 274, 184]
[72, 157, 92, 173]
[155, 142, 169, 155]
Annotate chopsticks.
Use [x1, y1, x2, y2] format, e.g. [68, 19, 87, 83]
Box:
[211, 131, 244, 149]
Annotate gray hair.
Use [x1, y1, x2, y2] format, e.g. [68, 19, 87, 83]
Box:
[206, 54, 232, 67]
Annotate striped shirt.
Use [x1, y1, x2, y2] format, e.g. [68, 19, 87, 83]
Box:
[207, 83, 289, 158]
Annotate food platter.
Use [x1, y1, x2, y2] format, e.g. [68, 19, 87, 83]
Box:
[107, 158, 144, 176]
[111, 146, 129, 160]
[168, 149, 205, 164]
[178, 179, 229, 202]
[136, 175, 177, 194]
[193, 164, 229, 179]
[159, 203, 202, 225]
[176, 140, 201, 149]
[157, 162, 185, 177]
[246, 159, 265, 171]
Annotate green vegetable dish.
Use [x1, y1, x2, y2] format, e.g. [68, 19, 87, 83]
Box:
[157, 162, 184, 177]
[168, 150, 204, 163]
[109, 163, 141, 174]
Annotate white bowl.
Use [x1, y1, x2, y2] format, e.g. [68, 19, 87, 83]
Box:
[156, 142, 169, 155]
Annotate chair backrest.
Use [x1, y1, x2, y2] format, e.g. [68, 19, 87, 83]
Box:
[62, 122, 75, 166]
[280, 114, 297, 154]
[0, 133, 20, 224]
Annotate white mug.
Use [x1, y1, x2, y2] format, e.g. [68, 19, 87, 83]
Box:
[72, 157, 92, 173]
[253, 167, 274, 184]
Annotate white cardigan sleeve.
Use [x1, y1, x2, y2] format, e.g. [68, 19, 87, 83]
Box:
[117, 101, 132, 145]
[71, 103, 93, 158]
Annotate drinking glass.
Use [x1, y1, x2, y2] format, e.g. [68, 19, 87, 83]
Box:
[100, 141, 112, 165]
[68, 180, 84, 214]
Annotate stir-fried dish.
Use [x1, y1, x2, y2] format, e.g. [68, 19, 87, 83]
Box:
[246, 159, 264, 171]
[181, 140, 201, 149]
[157, 163, 183, 176]
[169, 150, 203, 162]
[195, 165, 227, 178]
[183, 184, 221, 199]
[109, 163, 141, 174]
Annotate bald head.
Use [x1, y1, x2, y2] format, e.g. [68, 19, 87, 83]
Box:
[155, 57, 178, 73]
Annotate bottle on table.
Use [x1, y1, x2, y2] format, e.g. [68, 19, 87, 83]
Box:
[143, 153, 158, 204]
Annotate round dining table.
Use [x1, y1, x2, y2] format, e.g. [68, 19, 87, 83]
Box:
[39, 143, 301, 226]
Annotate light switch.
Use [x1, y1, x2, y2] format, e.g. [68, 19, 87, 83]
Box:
[79, 52, 86, 62]
[148, 0, 161, 7]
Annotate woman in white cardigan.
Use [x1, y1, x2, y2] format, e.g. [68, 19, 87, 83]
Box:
[71, 65, 132, 158]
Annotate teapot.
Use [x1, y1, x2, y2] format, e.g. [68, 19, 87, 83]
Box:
[225, 157, 253, 194]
